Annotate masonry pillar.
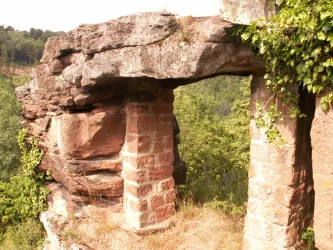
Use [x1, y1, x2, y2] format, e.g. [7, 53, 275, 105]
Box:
[121, 79, 176, 232]
[243, 73, 315, 249]
[311, 91, 333, 250]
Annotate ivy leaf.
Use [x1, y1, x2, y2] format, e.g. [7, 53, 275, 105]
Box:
[320, 12, 332, 20]
[322, 25, 332, 33]
[327, 34, 333, 47]
[321, 99, 329, 111]
[323, 58, 333, 67]
[299, 33, 306, 42]
[241, 33, 250, 41]
[303, 77, 312, 85]
[317, 32, 327, 40]
[259, 43, 267, 54]
[307, 84, 313, 92]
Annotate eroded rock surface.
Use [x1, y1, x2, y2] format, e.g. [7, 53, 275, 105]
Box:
[220, 0, 278, 25]
[16, 12, 263, 239]
[16, 12, 262, 212]
[311, 92, 333, 250]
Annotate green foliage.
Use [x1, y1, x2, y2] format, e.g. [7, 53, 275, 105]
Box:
[0, 129, 49, 241]
[240, 0, 333, 143]
[203, 195, 246, 216]
[0, 74, 21, 180]
[6, 218, 45, 250]
[301, 227, 315, 250]
[180, 75, 245, 117]
[174, 76, 250, 208]
[0, 25, 65, 66]
[12, 74, 31, 87]
[254, 100, 285, 145]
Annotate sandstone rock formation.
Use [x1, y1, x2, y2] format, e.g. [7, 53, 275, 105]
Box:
[16, 12, 263, 235]
[311, 91, 333, 250]
[220, 0, 278, 25]
[17, 10, 333, 250]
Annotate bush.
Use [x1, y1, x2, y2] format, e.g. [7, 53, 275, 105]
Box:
[301, 227, 315, 250]
[0, 129, 49, 243]
[0, 74, 21, 180]
[6, 218, 45, 250]
[174, 76, 250, 208]
[0, 129, 48, 225]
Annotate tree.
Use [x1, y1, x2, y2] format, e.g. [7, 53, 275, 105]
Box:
[174, 76, 250, 205]
[0, 75, 21, 180]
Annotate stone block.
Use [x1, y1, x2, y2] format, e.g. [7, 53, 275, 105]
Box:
[128, 115, 158, 135]
[125, 182, 152, 198]
[250, 141, 295, 166]
[126, 134, 152, 153]
[244, 214, 277, 242]
[160, 177, 175, 191]
[68, 159, 123, 174]
[160, 114, 173, 123]
[129, 154, 155, 169]
[155, 203, 175, 223]
[150, 195, 165, 210]
[165, 189, 176, 204]
[75, 172, 124, 197]
[153, 136, 173, 153]
[157, 123, 173, 136]
[128, 198, 148, 212]
[122, 166, 147, 183]
[311, 94, 333, 250]
[157, 151, 174, 164]
[149, 165, 174, 180]
[126, 211, 155, 229]
[247, 179, 273, 201]
[49, 112, 125, 159]
[260, 201, 290, 226]
[243, 236, 278, 250]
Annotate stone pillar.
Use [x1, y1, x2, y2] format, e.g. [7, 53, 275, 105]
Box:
[121, 80, 176, 232]
[311, 91, 333, 250]
[243, 74, 315, 249]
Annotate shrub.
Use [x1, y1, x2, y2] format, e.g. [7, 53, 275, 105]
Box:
[6, 218, 45, 250]
[0, 129, 49, 243]
[301, 227, 315, 250]
[0, 74, 21, 180]
[174, 77, 250, 208]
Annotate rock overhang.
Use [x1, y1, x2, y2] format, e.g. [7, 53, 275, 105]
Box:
[16, 11, 267, 243]
[42, 12, 264, 86]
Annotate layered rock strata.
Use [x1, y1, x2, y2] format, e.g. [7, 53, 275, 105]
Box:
[16, 10, 331, 250]
[16, 12, 263, 235]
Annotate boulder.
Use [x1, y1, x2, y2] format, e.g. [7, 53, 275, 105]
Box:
[48, 109, 125, 159]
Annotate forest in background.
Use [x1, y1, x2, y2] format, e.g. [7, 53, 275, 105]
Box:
[0, 26, 64, 249]
[0, 25, 65, 66]
[174, 76, 250, 212]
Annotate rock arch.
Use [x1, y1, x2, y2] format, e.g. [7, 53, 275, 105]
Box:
[16, 10, 331, 250]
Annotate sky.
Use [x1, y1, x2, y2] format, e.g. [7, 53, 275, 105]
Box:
[1, 0, 220, 32]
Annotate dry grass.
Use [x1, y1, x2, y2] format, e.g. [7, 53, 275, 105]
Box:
[59, 203, 244, 250]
